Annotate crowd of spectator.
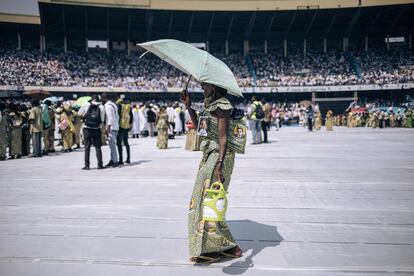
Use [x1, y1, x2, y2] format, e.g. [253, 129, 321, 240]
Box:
[0, 45, 413, 89]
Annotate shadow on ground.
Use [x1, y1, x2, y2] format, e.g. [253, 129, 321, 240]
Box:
[222, 219, 283, 275]
[122, 160, 152, 167]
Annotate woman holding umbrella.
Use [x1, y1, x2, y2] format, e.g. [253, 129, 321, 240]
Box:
[140, 39, 245, 264]
[182, 84, 243, 263]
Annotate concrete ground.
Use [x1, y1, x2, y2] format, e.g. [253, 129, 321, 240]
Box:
[0, 126, 414, 276]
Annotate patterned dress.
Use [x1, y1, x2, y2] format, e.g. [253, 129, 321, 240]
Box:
[325, 111, 334, 131]
[188, 97, 238, 257]
[156, 111, 169, 149]
[9, 112, 22, 156]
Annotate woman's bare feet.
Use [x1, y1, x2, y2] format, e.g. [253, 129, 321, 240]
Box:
[189, 252, 221, 263]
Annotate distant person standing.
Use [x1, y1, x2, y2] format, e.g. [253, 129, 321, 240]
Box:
[19, 103, 31, 157]
[0, 101, 7, 160]
[59, 104, 75, 152]
[155, 106, 169, 149]
[8, 103, 23, 159]
[261, 99, 271, 143]
[325, 110, 334, 131]
[248, 96, 264, 144]
[167, 104, 175, 138]
[29, 100, 43, 157]
[72, 107, 83, 149]
[146, 105, 156, 137]
[306, 106, 314, 132]
[131, 104, 141, 138]
[314, 111, 322, 130]
[79, 95, 105, 170]
[116, 98, 133, 165]
[102, 93, 119, 167]
[42, 100, 56, 154]
[174, 103, 183, 135]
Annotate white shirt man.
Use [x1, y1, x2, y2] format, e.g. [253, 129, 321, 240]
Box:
[104, 100, 119, 131]
[104, 100, 119, 166]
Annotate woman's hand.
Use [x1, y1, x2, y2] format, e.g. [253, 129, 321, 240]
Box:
[214, 163, 225, 183]
[180, 89, 191, 108]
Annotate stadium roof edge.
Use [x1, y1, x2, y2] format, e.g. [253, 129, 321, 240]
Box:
[0, 13, 40, 24]
[38, 0, 414, 11]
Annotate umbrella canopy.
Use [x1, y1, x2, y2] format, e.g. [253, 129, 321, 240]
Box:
[42, 96, 59, 104]
[23, 89, 51, 100]
[138, 39, 243, 97]
[75, 96, 92, 107]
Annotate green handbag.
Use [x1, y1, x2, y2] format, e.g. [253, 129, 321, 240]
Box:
[203, 181, 228, 222]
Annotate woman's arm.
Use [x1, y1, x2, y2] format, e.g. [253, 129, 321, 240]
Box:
[214, 108, 231, 183]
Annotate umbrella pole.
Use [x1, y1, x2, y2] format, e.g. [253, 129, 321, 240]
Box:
[180, 75, 192, 104]
[184, 75, 192, 91]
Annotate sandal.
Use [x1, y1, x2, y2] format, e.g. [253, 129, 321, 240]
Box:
[189, 254, 221, 264]
[220, 246, 243, 258]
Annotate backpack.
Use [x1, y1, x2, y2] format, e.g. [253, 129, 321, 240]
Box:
[84, 104, 101, 128]
[41, 104, 51, 129]
[254, 103, 265, 120]
[147, 110, 156, 123]
[120, 103, 131, 129]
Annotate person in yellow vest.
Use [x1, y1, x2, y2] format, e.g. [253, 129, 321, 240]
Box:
[59, 104, 75, 152]
[314, 111, 322, 130]
[116, 98, 133, 165]
[325, 110, 334, 131]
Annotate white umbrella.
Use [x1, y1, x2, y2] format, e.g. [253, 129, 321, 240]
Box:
[138, 39, 243, 97]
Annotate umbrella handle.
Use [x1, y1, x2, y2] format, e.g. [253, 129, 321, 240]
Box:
[184, 75, 192, 91]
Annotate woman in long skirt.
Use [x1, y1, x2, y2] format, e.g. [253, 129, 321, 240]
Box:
[155, 107, 169, 149]
[182, 83, 242, 264]
[8, 109, 23, 159]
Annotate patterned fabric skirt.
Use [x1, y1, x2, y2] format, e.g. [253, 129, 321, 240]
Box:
[10, 128, 22, 156]
[157, 128, 168, 149]
[62, 129, 73, 149]
[188, 140, 237, 256]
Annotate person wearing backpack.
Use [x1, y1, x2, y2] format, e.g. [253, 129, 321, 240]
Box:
[116, 98, 133, 165]
[79, 95, 105, 170]
[247, 96, 263, 144]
